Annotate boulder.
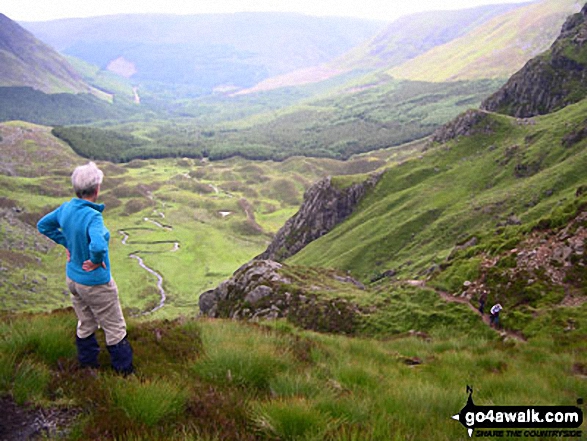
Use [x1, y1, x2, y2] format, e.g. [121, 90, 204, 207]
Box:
[198, 260, 289, 317]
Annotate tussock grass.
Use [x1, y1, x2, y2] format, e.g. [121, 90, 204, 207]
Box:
[268, 372, 322, 399]
[193, 321, 291, 392]
[110, 377, 189, 427]
[0, 312, 76, 365]
[0, 310, 585, 439]
[252, 398, 335, 441]
[12, 360, 51, 405]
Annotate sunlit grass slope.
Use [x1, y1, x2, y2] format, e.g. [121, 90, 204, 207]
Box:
[390, 0, 582, 82]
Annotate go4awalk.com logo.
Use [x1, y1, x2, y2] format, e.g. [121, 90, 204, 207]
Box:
[451, 386, 584, 438]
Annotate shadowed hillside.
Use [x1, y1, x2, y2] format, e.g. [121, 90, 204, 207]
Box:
[0, 13, 92, 94]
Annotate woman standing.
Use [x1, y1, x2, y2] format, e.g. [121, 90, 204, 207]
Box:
[37, 162, 133, 375]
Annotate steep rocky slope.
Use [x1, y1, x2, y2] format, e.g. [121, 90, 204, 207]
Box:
[257, 174, 381, 262]
[198, 260, 368, 334]
[482, 3, 587, 117]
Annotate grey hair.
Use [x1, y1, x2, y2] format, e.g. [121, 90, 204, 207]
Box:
[72, 162, 104, 198]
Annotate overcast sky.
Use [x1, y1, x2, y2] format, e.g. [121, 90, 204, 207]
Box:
[4, 0, 533, 22]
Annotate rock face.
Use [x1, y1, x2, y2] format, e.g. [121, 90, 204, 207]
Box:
[431, 109, 497, 144]
[481, 4, 587, 118]
[199, 259, 366, 334]
[257, 173, 382, 261]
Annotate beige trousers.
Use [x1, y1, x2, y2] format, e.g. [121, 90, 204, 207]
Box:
[66, 277, 127, 346]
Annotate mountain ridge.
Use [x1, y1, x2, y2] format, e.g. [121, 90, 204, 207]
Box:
[236, 3, 529, 94]
[235, 1, 587, 297]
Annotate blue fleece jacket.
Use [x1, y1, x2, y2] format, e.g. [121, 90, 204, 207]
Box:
[37, 198, 111, 286]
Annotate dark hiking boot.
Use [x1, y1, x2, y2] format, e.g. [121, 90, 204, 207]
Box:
[107, 335, 134, 376]
[76, 333, 100, 369]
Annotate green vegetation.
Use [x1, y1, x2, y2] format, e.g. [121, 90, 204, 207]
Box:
[0, 120, 405, 317]
[110, 377, 189, 427]
[0, 13, 91, 94]
[390, 0, 580, 82]
[2, 6, 587, 437]
[0, 309, 585, 439]
[290, 98, 587, 283]
[50, 78, 501, 162]
[22, 13, 384, 96]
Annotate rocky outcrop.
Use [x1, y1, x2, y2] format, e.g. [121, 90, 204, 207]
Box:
[257, 173, 382, 261]
[199, 173, 381, 333]
[199, 260, 290, 319]
[460, 209, 587, 307]
[198, 259, 366, 334]
[481, 4, 587, 118]
[431, 109, 497, 144]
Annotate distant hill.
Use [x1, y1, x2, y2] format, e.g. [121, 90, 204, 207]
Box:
[482, 3, 587, 117]
[0, 13, 92, 94]
[389, 0, 582, 82]
[237, 3, 528, 94]
[21, 13, 385, 95]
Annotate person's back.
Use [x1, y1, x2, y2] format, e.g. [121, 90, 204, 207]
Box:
[37, 162, 133, 375]
[38, 198, 111, 286]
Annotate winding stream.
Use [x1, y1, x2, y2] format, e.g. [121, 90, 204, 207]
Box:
[119, 209, 178, 315]
[129, 253, 166, 314]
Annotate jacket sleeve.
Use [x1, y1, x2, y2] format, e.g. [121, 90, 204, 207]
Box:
[37, 208, 67, 248]
[87, 214, 108, 264]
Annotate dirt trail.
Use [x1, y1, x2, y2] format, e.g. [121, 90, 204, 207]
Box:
[407, 281, 527, 342]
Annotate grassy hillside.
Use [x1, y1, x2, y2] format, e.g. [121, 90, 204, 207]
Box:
[389, 0, 582, 82]
[1, 100, 586, 441]
[0, 87, 140, 126]
[1, 307, 584, 440]
[65, 56, 136, 104]
[289, 99, 587, 284]
[57, 78, 501, 162]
